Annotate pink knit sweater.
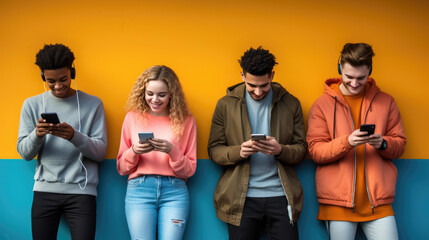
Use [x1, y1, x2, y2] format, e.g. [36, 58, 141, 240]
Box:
[117, 111, 197, 180]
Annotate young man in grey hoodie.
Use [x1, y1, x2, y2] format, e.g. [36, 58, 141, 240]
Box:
[17, 43, 107, 240]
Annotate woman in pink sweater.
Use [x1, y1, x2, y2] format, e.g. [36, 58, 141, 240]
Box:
[117, 65, 197, 240]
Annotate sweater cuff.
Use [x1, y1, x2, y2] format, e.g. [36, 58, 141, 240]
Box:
[168, 144, 182, 162]
[277, 145, 288, 160]
[230, 145, 243, 163]
[342, 135, 354, 151]
[29, 129, 45, 146]
[69, 129, 85, 147]
[124, 146, 138, 161]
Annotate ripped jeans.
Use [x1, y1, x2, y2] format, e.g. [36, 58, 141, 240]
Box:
[125, 175, 189, 240]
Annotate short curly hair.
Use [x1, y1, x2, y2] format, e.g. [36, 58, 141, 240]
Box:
[35, 43, 75, 71]
[238, 46, 278, 76]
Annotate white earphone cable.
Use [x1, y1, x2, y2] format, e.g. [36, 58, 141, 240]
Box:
[42, 82, 47, 112]
[73, 79, 87, 190]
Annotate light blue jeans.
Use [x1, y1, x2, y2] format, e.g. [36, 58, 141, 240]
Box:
[125, 175, 189, 240]
[326, 215, 399, 240]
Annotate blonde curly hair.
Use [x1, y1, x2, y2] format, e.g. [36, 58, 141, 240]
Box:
[126, 65, 190, 138]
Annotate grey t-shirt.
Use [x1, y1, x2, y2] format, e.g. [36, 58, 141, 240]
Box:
[245, 88, 284, 197]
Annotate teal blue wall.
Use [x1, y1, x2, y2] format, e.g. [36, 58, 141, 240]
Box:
[0, 159, 428, 239]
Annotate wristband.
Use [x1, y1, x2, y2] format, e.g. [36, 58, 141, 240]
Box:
[378, 139, 387, 151]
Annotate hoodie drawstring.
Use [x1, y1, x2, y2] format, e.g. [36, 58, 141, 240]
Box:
[333, 96, 337, 139]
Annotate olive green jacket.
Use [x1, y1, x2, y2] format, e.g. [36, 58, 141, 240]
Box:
[207, 82, 307, 226]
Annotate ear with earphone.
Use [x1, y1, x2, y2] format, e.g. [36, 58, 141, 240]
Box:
[337, 56, 372, 76]
[41, 65, 76, 81]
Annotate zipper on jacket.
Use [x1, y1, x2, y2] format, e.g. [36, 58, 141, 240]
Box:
[345, 107, 357, 212]
[277, 167, 294, 225]
[364, 144, 375, 213]
[362, 93, 378, 213]
[271, 91, 294, 225]
[335, 88, 380, 213]
[333, 96, 337, 139]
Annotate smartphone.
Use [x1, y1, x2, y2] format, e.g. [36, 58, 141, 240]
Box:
[360, 124, 375, 136]
[251, 134, 266, 141]
[138, 132, 154, 143]
[41, 113, 60, 124]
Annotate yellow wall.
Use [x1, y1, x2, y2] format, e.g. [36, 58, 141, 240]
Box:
[1, 0, 428, 159]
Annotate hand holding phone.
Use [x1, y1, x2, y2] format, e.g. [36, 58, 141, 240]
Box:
[248, 135, 283, 156]
[240, 140, 258, 159]
[36, 113, 61, 138]
[349, 124, 376, 147]
[133, 132, 155, 154]
[147, 138, 173, 153]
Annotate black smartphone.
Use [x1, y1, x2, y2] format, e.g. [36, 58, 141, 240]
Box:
[251, 134, 266, 141]
[41, 113, 60, 124]
[138, 132, 154, 143]
[360, 124, 375, 136]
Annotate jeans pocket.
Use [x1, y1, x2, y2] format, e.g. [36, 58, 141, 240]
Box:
[170, 177, 187, 188]
[127, 175, 146, 187]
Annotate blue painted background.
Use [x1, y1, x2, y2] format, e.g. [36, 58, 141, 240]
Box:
[0, 159, 428, 240]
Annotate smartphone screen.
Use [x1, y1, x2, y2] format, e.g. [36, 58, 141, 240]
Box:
[41, 113, 60, 124]
[360, 124, 375, 136]
[138, 132, 154, 143]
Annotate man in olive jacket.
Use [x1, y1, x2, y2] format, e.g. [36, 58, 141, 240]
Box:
[208, 46, 307, 240]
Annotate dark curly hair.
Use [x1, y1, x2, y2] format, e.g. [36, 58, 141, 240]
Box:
[238, 46, 278, 76]
[35, 43, 75, 71]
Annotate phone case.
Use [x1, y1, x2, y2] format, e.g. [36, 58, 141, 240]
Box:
[251, 134, 266, 141]
[138, 132, 154, 143]
[360, 124, 375, 136]
[41, 113, 60, 124]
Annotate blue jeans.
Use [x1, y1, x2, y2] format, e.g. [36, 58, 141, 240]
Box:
[125, 175, 190, 240]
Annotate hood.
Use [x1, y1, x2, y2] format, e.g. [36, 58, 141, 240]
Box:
[323, 77, 381, 105]
[226, 82, 289, 103]
[325, 77, 381, 139]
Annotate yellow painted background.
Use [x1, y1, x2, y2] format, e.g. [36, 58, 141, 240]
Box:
[1, 0, 428, 159]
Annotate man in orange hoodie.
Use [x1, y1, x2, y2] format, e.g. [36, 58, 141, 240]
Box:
[307, 43, 406, 240]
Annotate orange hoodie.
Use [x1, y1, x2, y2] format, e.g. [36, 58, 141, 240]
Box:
[307, 78, 406, 209]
